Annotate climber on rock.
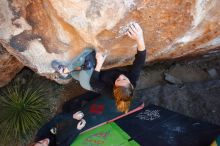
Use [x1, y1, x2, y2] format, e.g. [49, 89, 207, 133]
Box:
[90, 22, 146, 113]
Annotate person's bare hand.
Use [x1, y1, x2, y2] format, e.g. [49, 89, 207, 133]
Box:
[96, 52, 107, 65]
[95, 52, 107, 71]
[126, 22, 144, 43]
[126, 22, 145, 51]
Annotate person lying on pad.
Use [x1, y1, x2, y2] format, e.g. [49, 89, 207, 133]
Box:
[31, 111, 86, 146]
[90, 22, 146, 113]
[31, 91, 100, 146]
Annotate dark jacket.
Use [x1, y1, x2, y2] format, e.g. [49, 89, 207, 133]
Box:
[90, 50, 146, 95]
[35, 92, 100, 146]
[35, 113, 80, 146]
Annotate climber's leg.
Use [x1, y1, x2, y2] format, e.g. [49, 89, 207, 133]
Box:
[76, 50, 96, 90]
[66, 48, 94, 71]
[68, 48, 96, 90]
[51, 48, 95, 83]
[82, 50, 96, 70]
[78, 69, 94, 91]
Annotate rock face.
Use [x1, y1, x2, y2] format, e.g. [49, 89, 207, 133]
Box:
[0, 44, 23, 87]
[0, 0, 220, 84]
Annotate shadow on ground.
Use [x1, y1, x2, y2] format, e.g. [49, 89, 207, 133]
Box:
[135, 52, 220, 125]
[135, 80, 220, 125]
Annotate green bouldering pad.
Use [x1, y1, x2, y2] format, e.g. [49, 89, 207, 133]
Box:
[71, 122, 140, 146]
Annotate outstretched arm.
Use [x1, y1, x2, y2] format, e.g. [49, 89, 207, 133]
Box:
[127, 22, 146, 87]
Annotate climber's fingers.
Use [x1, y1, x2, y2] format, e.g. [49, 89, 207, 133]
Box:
[96, 52, 107, 62]
[128, 27, 136, 39]
[96, 52, 103, 59]
[102, 53, 107, 59]
[103, 50, 109, 57]
[133, 22, 142, 32]
[126, 31, 132, 38]
[130, 23, 138, 33]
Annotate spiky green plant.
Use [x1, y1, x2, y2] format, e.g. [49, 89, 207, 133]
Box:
[0, 79, 50, 145]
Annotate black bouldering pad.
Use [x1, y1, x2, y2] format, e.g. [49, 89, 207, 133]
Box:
[115, 105, 220, 146]
[80, 93, 143, 132]
[62, 91, 143, 132]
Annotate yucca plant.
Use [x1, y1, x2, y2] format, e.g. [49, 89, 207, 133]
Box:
[0, 78, 50, 145]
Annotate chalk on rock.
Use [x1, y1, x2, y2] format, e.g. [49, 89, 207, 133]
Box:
[207, 68, 218, 79]
[164, 73, 183, 84]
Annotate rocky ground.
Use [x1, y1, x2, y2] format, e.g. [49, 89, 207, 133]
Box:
[135, 52, 220, 125]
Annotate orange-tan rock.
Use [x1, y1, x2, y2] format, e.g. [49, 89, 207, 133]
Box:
[0, 0, 220, 84]
[0, 44, 23, 87]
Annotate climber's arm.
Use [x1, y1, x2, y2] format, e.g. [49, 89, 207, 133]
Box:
[90, 52, 109, 93]
[127, 22, 146, 87]
[94, 52, 107, 72]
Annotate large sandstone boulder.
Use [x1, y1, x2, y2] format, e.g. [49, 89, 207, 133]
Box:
[0, 44, 23, 87]
[0, 0, 220, 84]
